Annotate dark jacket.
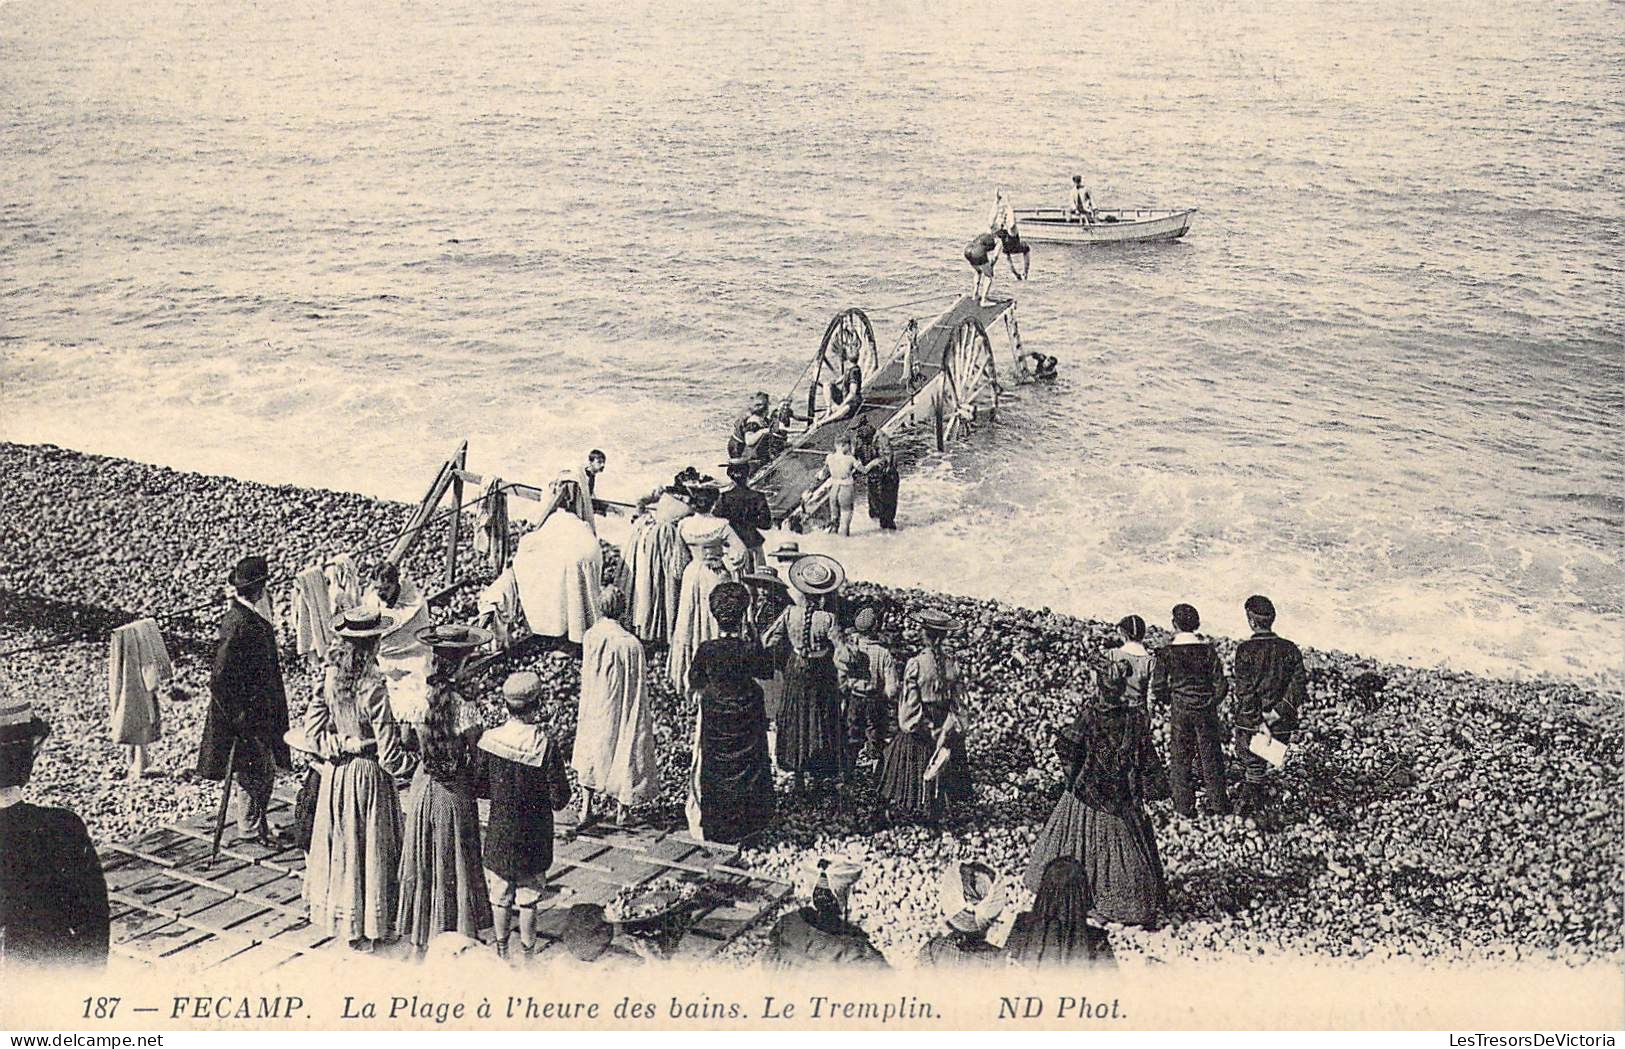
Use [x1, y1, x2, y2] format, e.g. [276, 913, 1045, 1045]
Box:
[0, 802, 110, 969]
[475, 727, 572, 881]
[1231, 631, 1307, 732]
[198, 600, 291, 780]
[1150, 637, 1228, 714]
[715, 484, 773, 548]
[764, 907, 887, 969]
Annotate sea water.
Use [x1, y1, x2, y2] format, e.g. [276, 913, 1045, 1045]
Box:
[2, 0, 1620, 685]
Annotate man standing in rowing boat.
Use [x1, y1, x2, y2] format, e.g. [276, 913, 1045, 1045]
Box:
[1069, 175, 1095, 224]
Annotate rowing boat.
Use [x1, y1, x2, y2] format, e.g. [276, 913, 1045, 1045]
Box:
[1011, 207, 1196, 245]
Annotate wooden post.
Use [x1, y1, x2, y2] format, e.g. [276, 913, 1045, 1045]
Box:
[444, 443, 467, 586]
[385, 440, 466, 568]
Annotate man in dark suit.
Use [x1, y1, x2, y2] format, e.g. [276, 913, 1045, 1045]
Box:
[196, 554, 292, 845]
[0, 700, 110, 970]
[714, 458, 773, 572]
[1231, 594, 1307, 822]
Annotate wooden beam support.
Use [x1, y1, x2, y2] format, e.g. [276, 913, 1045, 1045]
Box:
[444, 443, 467, 586]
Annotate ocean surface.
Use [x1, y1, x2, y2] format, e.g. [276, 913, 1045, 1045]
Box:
[3, 0, 1621, 686]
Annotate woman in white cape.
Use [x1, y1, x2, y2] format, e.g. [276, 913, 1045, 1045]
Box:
[512, 470, 602, 644]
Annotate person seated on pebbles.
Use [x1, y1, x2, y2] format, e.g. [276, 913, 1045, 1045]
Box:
[764, 857, 887, 969]
[917, 859, 1007, 967]
[1005, 857, 1115, 968]
[0, 700, 111, 970]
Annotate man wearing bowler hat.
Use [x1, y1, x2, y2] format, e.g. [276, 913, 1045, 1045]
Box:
[197, 554, 292, 845]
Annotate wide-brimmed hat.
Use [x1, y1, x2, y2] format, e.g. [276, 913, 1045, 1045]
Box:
[416, 623, 494, 655]
[282, 727, 318, 755]
[913, 608, 964, 635]
[769, 542, 804, 562]
[332, 606, 400, 639]
[227, 554, 270, 590]
[741, 567, 790, 591]
[940, 860, 1006, 934]
[0, 700, 51, 747]
[787, 554, 845, 596]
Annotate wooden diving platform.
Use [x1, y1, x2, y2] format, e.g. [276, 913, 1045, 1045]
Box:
[753, 295, 1018, 522]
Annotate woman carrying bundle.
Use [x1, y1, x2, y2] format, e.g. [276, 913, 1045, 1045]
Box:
[1024, 662, 1168, 927]
[878, 609, 972, 824]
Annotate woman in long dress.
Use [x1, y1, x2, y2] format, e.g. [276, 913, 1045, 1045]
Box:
[684, 581, 775, 843]
[666, 485, 742, 693]
[764, 554, 847, 795]
[620, 483, 692, 644]
[396, 666, 493, 949]
[573, 586, 657, 827]
[879, 609, 972, 822]
[512, 471, 602, 644]
[1023, 662, 1168, 927]
[303, 608, 416, 951]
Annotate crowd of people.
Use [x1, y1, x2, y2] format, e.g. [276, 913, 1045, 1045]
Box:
[1, 454, 1307, 973]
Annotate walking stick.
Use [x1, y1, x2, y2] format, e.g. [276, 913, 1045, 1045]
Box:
[209, 738, 239, 864]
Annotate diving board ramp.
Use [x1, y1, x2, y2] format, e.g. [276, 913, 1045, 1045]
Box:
[752, 295, 1024, 524]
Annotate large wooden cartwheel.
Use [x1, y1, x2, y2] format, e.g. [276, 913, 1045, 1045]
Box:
[936, 316, 1000, 449]
[807, 307, 877, 422]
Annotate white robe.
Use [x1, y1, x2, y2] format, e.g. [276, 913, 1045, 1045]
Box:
[621, 493, 692, 644]
[513, 512, 603, 643]
[368, 578, 434, 727]
[666, 514, 746, 693]
[573, 618, 657, 806]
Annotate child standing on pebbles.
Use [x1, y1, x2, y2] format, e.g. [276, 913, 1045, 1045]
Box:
[475, 672, 572, 960]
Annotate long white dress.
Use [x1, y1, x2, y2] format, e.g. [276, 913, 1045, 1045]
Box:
[573, 617, 657, 806]
[513, 511, 603, 643]
[666, 515, 745, 693]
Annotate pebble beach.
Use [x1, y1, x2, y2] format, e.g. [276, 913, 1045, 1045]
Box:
[1, 441, 1619, 969]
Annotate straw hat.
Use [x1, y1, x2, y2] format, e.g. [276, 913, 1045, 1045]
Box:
[282, 727, 319, 755]
[0, 699, 50, 747]
[787, 554, 845, 596]
[332, 606, 399, 639]
[769, 542, 804, 562]
[415, 623, 494, 655]
[741, 567, 790, 592]
[913, 608, 964, 635]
